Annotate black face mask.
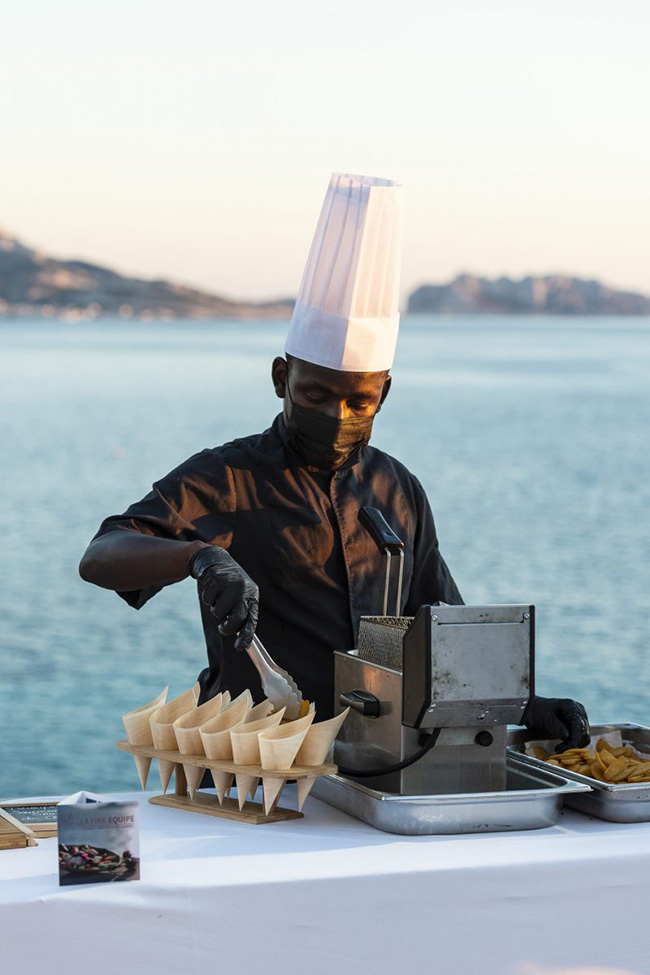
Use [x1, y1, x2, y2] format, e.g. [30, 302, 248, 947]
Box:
[285, 380, 377, 471]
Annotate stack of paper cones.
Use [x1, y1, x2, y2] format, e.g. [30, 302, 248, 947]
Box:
[149, 684, 199, 793]
[259, 711, 315, 814]
[199, 690, 253, 803]
[230, 710, 285, 810]
[121, 687, 169, 790]
[293, 708, 350, 811]
[173, 691, 230, 799]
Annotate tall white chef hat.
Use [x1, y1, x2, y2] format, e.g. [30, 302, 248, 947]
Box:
[285, 172, 403, 373]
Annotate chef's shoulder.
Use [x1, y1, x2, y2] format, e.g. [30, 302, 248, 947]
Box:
[94, 427, 275, 540]
[361, 443, 433, 515]
[151, 426, 275, 501]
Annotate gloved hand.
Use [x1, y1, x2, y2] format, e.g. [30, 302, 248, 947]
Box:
[189, 546, 259, 651]
[523, 696, 590, 753]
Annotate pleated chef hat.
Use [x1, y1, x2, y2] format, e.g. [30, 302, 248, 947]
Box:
[285, 172, 403, 372]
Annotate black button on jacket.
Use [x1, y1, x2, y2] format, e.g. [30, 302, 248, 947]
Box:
[95, 415, 463, 716]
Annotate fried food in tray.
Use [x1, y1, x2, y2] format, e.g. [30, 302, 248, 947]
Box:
[533, 740, 650, 784]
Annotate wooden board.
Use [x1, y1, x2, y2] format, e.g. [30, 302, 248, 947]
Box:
[149, 792, 303, 824]
[0, 801, 58, 839]
[0, 808, 38, 850]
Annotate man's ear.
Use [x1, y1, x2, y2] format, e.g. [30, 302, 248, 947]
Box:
[271, 357, 288, 399]
[378, 374, 392, 410]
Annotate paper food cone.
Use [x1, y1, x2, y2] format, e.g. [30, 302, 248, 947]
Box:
[263, 777, 285, 815]
[122, 686, 169, 743]
[230, 709, 286, 766]
[221, 688, 253, 715]
[121, 687, 169, 789]
[200, 690, 253, 761]
[150, 686, 198, 794]
[157, 759, 175, 794]
[122, 685, 169, 715]
[183, 763, 206, 800]
[173, 692, 227, 756]
[243, 699, 274, 724]
[258, 711, 315, 771]
[235, 773, 260, 811]
[296, 776, 316, 812]
[295, 708, 350, 767]
[150, 686, 198, 748]
[132, 754, 152, 791]
[212, 771, 234, 805]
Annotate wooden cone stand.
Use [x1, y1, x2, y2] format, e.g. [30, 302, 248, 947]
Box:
[116, 739, 337, 825]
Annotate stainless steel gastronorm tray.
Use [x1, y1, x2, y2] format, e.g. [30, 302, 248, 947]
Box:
[311, 754, 589, 835]
[508, 723, 650, 823]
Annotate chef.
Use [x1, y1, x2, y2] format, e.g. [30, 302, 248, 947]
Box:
[79, 172, 589, 749]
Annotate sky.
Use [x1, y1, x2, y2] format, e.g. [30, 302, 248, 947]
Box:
[2, 0, 649, 301]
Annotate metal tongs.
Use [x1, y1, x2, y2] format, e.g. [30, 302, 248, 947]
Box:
[245, 634, 304, 720]
[359, 507, 405, 616]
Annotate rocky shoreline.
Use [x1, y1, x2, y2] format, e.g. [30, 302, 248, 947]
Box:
[0, 229, 293, 322]
[2, 228, 649, 320]
[408, 274, 650, 316]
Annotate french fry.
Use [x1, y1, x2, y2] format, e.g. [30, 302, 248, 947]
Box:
[604, 756, 627, 781]
[532, 738, 650, 785]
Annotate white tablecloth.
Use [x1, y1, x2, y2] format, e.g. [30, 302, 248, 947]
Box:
[1, 788, 649, 975]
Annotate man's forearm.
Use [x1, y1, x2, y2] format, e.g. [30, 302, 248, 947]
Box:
[79, 531, 208, 592]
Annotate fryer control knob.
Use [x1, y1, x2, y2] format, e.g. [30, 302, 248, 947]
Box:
[474, 731, 494, 748]
[339, 690, 381, 718]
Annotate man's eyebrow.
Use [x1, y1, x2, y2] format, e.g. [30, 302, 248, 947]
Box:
[300, 382, 379, 398]
[299, 381, 333, 394]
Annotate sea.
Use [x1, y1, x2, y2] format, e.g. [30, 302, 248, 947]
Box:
[1, 315, 649, 798]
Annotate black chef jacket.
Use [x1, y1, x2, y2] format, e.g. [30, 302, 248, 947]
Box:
[94, 414, 462, 716]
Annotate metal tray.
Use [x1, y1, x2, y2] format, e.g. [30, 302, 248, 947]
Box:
[311, 754, 589, 835]
[508, 723, 650, 823]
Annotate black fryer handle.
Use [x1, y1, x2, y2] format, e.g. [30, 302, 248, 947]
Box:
[339, 690, 381, 718]
[358, 507, 404, 555]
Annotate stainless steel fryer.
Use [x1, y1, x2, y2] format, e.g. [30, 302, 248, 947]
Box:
[315, 508, 581, 834]
[335, 604, 534, 797]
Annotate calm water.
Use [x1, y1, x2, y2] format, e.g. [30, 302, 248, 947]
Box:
[1, 315, 649, 798]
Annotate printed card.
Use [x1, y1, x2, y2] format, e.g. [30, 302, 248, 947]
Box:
[57, 791, 140, 885]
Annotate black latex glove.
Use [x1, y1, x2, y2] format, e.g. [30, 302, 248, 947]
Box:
[523, 696, 590, 753]
[189, 546, 259, 651]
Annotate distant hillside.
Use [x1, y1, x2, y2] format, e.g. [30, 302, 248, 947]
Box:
[408, 274, 650, 315]
[0, 228, 294, 321]
[3, 226, 649, 321]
